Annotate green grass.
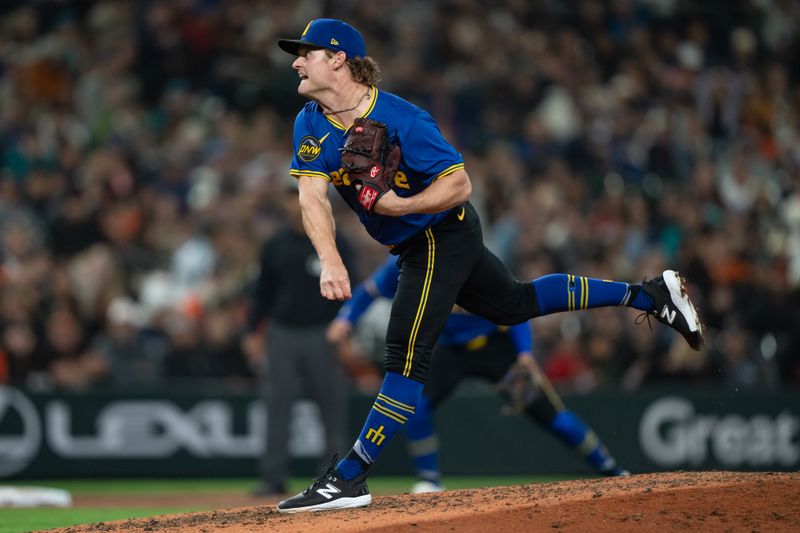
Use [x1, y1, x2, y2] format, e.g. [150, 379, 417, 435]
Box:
[0, 507, 204, 533]
[1, 478, 255, 495]
[0, 476, 578, 533]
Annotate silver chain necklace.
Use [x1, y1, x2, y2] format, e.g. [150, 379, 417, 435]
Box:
[323, 91, 370, 116]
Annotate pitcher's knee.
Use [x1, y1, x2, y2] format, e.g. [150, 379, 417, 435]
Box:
[384, 345, 430, 383]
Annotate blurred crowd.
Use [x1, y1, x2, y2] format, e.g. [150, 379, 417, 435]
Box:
[0, 0, 798, 393]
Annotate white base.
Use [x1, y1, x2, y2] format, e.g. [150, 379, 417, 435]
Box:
[0, 487, 72, 508]
[411, 481, 445, 494]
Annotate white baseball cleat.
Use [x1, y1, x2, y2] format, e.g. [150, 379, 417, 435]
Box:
[641, 270, 704, 350]
[277, 458, 371, 513]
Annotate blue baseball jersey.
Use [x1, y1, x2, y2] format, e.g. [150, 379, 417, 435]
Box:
[340, 256, 533, 353]
[289, 86, 465, 246]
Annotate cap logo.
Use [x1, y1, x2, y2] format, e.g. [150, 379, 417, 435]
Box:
[330, 38, 339, 46]
[301, 20, 313, 37]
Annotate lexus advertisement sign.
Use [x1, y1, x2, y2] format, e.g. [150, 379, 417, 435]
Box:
[0, 386, 797, 478]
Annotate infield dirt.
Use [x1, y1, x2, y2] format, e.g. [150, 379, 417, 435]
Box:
[59, 471, 799, 532]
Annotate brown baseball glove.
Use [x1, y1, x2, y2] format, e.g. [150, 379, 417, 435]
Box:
[340, 117, 401, 212]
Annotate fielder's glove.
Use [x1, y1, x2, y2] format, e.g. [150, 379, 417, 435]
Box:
[496, 355, 542, 416]
[340, 117, 401, 212]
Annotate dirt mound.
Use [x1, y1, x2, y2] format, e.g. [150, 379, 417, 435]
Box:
[59, 471, 799, 532]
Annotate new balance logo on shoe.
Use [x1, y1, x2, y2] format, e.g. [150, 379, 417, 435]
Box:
[660, 305, 676, 324]
[316, 484, 342, 500]
[277, 455, 372, 513]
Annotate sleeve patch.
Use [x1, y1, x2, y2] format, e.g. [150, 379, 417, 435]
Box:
[297, 136, 324, 162]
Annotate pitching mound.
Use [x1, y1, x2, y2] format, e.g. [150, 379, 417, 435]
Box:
[59, 471, 799, 532]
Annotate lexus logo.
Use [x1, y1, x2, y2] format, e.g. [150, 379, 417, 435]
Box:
[0, 387, 41, 476]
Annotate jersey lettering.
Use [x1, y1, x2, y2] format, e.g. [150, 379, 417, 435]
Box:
[393, 171, 410, 189]
[330, 170, 352, 187]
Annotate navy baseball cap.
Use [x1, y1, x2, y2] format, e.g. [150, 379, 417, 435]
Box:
[278, 18, 366, 59]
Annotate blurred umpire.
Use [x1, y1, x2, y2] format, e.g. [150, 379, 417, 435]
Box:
[243, 181, 356, 496]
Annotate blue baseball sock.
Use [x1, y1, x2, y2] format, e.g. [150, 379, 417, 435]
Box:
[549, 410, 621, 474]
[532, 274, 652, 315]
[404, 394, 441, 484]
[337, 372, 424, 480]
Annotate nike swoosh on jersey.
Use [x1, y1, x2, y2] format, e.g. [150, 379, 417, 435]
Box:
[457, 207, 465, 221]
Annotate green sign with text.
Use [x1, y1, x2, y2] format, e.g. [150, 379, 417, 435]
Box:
[0, 386, 796, 478]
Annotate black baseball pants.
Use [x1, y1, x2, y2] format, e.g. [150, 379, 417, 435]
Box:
[384, 202, 539, 382]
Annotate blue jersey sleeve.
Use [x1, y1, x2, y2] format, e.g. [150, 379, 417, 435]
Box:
[337, 256, 399, 324]
[400, 111, 464, 181]
[288, 107, 333, 182]
[508, 323, 533, 355]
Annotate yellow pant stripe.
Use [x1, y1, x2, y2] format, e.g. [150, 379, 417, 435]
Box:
[567, 275, 571, 311]
[573, 275, 577, 311]
[580, 276, 585, 309]
[374, 402, 408, 422]
[581, 276, 588, 310]
[377, 394, 416, 413]
[404, 229, 435, 377]
[567, 275, 574, 311]
[372, 403, 407, 424]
